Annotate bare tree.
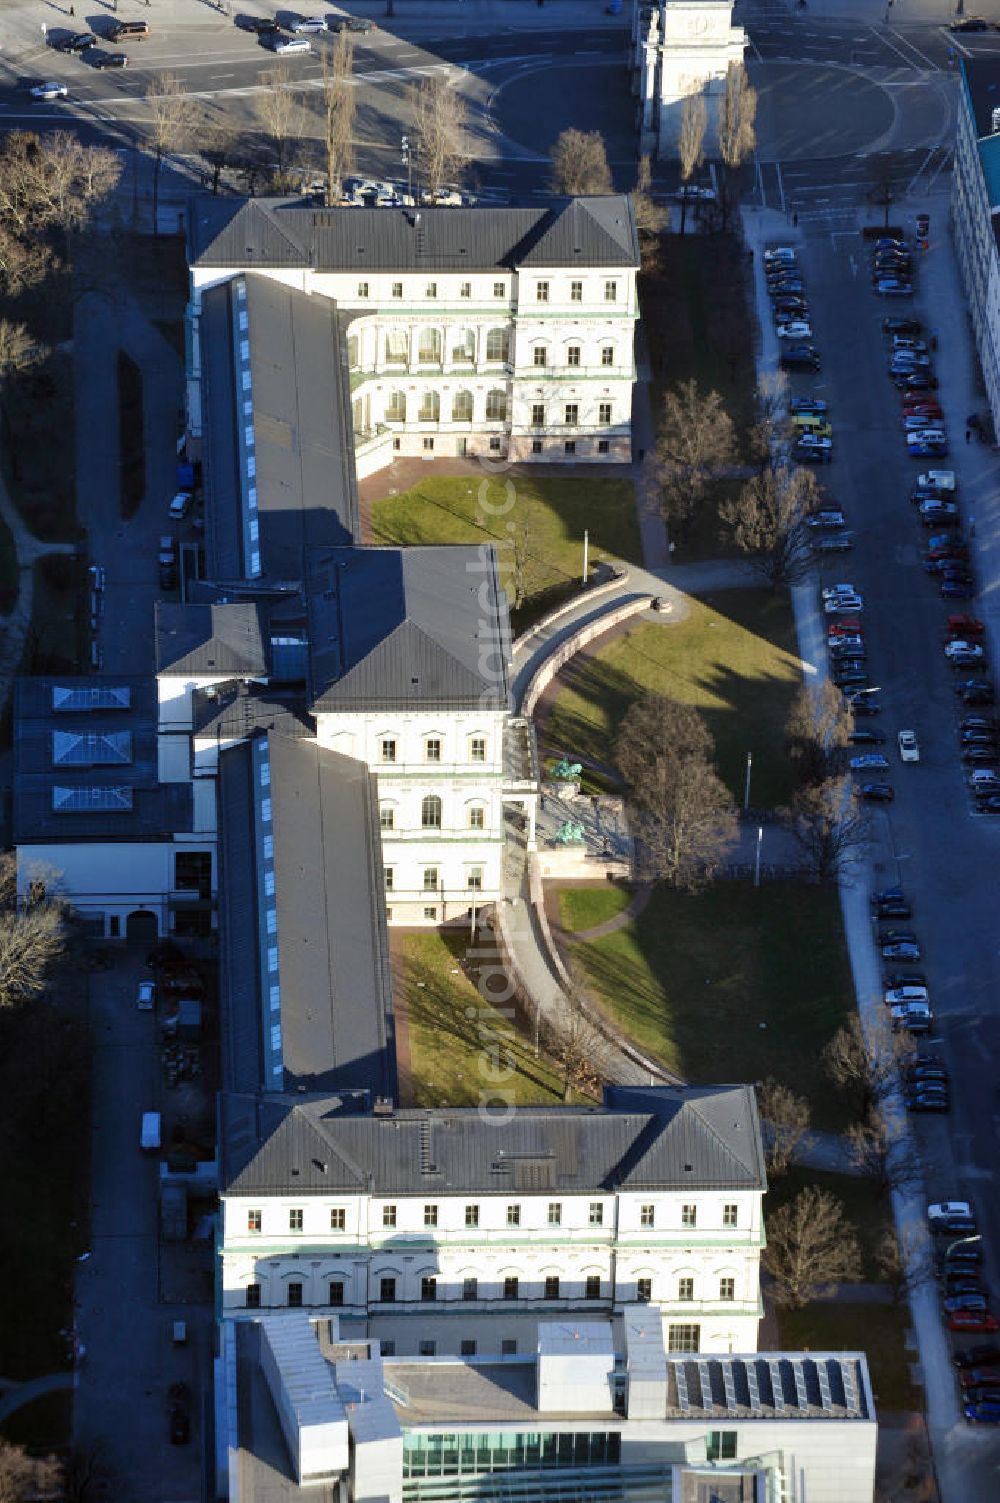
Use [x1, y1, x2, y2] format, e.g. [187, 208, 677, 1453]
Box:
[322, 28, 356, 204]
[757, 1077, 811, 1175]
[411, 76, 471, 199]
[0, 853, 16, 912]
[782, 775, 870, 883]
[146, 73, 195, 236]
[677, 92, 708, 236]
[255, 64, 301, 186]
[717, 62, 757, 228]
[0, 904, 67, 1010]
[748, 371, 791, 471]
[632, 155, 666, 246]
[823, 1012, 915, 1114]
[875, 1224, 935, 1306]
[0, 320, 36, 377]
[549, 128, 613, 197]
[0, 1439, 61, 1503]
[719, 464, 817, 587]
[510, 512, 531, 613]
[846, 1105, 921, 1195]
[763, 1186, 862, 1307]
[785, 681, 854, 789]
[0, 131, 120, 293]
[656, 377, 737, 538]
[615, 695, 737, 890]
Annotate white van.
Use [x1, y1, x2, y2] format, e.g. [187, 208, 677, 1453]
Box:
[141, 1112, 161, 1151]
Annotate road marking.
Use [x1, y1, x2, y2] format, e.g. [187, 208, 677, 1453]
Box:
[940, 28, 973, 60]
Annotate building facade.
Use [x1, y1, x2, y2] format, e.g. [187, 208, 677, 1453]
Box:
[186, 197, 640, 470]
[952, 58, 1000, 437]
[632, 0, 747, 160]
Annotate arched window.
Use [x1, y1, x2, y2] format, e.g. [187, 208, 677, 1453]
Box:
[384, 328, 408, 364]
[452, 390, 473, 422]
[450, 329, 475, 363]
[385, 391, 406, 423]
[418, 390, 440, 421]
[421, 794, 442, 829]
[486, 328, 509, 362]
[485, 389, 507, 421]
[417, 328, 442, 363]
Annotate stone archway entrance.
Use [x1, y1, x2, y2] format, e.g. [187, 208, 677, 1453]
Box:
[125, 909, 158, 946]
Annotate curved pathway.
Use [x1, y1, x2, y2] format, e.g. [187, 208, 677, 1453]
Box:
[0, 1370, 75, 1426]
[567, 883, 654, 942]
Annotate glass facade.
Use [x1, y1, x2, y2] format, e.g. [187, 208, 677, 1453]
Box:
[402, 1430, 622, 1478]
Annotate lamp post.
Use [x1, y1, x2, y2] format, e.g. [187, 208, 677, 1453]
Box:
[401, 135, 411, 201]
[743, 751, 752, 814]
[753, 825, 764, 887]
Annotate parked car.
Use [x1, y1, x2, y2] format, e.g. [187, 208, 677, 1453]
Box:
[898, 730, 919, 763]
[881, 937, 920, 959]
[789, 397, 827, 415]
[850, 753, 889, 771]
[883, 316, 922, 334]
[858, 783, 895, 803]
[813, 533, 853, 552]
[876, 279, 914, 297]
[781, 347, 821, 372]
[948, 614, 985, 637]
[954, 1344, 1000, 1369]
[54, 31, 98, 51]
[949, 1311, 999, 1333]
[928, 1201, 975, 1225]
[264, 34, 311, 52]
[850, 730, 885, 745]
[291, 16, 329, 32]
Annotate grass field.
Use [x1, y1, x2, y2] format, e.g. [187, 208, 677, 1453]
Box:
[371, 474, 642, 631]
[543, 589, 802, 809]
[776, 1303, 918, 1411]
[558, 882, 855, 1131]
[396, 930, 592, 1107]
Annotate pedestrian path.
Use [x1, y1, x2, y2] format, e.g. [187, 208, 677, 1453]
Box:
[0, 1370, 75, 1426]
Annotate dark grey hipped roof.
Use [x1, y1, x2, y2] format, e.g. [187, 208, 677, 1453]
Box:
[220, 1085, 765, 1197]
[191, 681, 312, 742]
[155, 602, 268, 677]
[218, 732, 395, 1101]
[200, 275, 359, 587]
[188, 196, 640, 272]
[308, 546, 510, 712]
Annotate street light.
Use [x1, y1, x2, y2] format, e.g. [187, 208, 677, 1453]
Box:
[743, 751, 752, 814]
[753, 825, 764, 887]
[945, 1232, 981, 1260]
[401, 135, 411, 200]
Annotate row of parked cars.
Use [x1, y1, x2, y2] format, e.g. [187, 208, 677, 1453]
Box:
[927, 1202, 1000, 1421]
[868, 886, 937, 1043]
[872, 233, 916, 301]
[767, 249, 822, 378]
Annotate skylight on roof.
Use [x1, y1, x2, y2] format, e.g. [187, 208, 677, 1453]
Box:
[52, 731, 132, 767]
[51, 686, 131, 712]
[52, 785, 134, 814]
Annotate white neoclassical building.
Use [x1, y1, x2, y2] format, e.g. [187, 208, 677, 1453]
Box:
[186, 196, 640, 471]
[218, 1085, 767, 1359]
[631, 0, 747, 159]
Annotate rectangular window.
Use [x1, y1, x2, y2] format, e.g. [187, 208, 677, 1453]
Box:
[547, 1202, 562, 1226]
[589, 1202, 604, 1226]
[536, 281, 549, 302]
[423, 906, 437, 920]
[507, 1204, 521, 1226]
[463, 1276, 478, 1300]
[668, 1323, 701, 1353]
[381, 1339, 396, 1356]
[585, 1275, 601, 1300]
[358, 281, 369, 298]
[678, 1277, 694, 1302]
[494, 281, 505, 298]
[565, 440, 576, 456]
[461, 1339, 477, 1356]
[421, 1276, 437, 1303]
[604, 281, 618, 302]
[423, 436, 435, 452]
[426, 738, 442, 762]
[426, 282, 437, 298]
[469, 806, 485, 830]
[383, 1205, 397, 1228]
[682, 1204, 697, 1228]
[723, 1203, 738, 1227]
[533, 347, 547, 367]
[419, 1339, 436, 1356]
[289, 1209, 303, 1233]
[288, 1282, 303, 1307]
[501, 1339, 517, 1356]
[564, 404, 578, 425]
[381, 738, 397, 763]
[599, 402, 612, 424]
[706, 1432, 738, 1463]
[329, 1280, 345, 1306]
[571, 280, 583, 302]
[489, 436, 501, 453]
[720, 1277, 736, 1301]
[467, 867, 483, 891]
[460, 281, 472, 298]
[601, 346, 614, 366]
[380, 807, 394, 831]
[544, 1275, 560, 1300]
[384, 868, 394, 892]
[247, 1209, 262, 1234]
[245, 1283, 261, 1308]
[470, 737, 486, 763]
[423, 868, 438, 892]
[380, 1277, 396, 1302]
[637, 1277, 652, 1303]
[330, 1208, 346, 1231]
[640, 1204, 655, 1228]
[598, 440, 610, 454]
[465, 1204, 480, 1227]
[531, 403, 545, 426]
[567, 346, 581, 367]
[532, 439, 543, 454]
[503, 1275, 519, 1300]
[424, 1204, 439, 1227]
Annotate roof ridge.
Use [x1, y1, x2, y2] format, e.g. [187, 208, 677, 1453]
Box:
[681, 1091, 760, 1179]
[241, 199, 310, 260]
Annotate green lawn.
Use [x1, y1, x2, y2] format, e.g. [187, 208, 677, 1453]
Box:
[558, 881, 856, 1131]
[558, 886, 633, 933]
[370, 474, 642, 631]
[766, 1168, 893, 1281]
[543, 589, 802, 809]
[397, 930, 592, 1107]
[0, 353, 80, 542]
[776, 1303, 918, 1412]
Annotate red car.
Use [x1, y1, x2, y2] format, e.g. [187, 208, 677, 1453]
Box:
[947, 614, 985, 638]
[902, 398, 943, 414]
[828, 619, 864, 636]
[959, 1367, 1000, 1388]
[949, 1311, 1000, 1334]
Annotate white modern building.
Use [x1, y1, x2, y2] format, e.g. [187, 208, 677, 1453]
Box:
[952, 58, 1000, 436]
[185, 196, 640, 470]
[631, 0, 747, 160]
[218, 1085, 767, 1359]
[217, 1311, 878, 1503]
